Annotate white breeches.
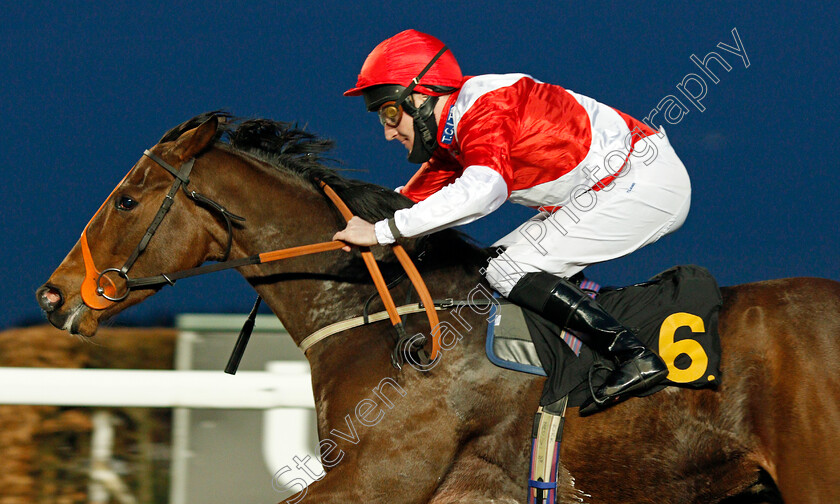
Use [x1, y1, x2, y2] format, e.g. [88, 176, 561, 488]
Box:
[484, 130, 691, 297]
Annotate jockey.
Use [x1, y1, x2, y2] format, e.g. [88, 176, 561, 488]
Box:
[335, 29, 691, 412]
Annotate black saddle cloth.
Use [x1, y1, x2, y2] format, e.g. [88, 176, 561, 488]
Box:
[487, 265, 723, 407]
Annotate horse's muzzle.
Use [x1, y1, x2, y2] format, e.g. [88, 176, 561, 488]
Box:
[36, 284, 64, 313]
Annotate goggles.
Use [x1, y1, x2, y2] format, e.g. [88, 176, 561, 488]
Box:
[378, 101, 403, 127]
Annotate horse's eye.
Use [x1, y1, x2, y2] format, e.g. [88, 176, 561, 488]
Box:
[115, 195, 138, 211]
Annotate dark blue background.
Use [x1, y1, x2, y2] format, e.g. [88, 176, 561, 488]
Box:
[4, 1, 838, 329]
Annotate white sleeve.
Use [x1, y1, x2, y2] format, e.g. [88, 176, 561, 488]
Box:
[374, 165, 508, 243]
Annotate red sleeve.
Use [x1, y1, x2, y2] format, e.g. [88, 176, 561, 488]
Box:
[455, 86, 521, 192]
[399, 149, 463, 203]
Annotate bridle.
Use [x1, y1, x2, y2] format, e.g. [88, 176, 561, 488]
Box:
[79, 145, 443, 366]
[81, 149, 245, 306]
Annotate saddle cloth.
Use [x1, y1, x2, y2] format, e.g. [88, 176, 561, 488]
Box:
[486, 265, 723, 407]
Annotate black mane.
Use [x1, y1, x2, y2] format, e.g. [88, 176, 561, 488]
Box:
[160, 112, 490, 268]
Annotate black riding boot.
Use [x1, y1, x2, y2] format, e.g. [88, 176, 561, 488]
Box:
[507, 272, 668, 414]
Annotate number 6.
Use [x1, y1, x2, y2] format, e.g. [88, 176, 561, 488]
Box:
[658, 312, 709, 383]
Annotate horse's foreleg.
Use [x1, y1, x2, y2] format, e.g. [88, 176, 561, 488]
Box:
[274, 419, 465, 503]
[426, 452, 524, 504]
[274, 453, 455, 503]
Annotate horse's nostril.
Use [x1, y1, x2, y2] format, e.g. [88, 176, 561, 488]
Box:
[37, 284, 64, 312]
[45, 289, 60, 304]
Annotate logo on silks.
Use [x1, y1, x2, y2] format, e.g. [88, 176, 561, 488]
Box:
[439, 105, 456, 147]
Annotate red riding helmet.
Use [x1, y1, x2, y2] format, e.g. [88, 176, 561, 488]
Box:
[344, 29, 463, 100]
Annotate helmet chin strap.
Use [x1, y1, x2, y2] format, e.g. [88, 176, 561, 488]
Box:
[404, 95, 439, 164]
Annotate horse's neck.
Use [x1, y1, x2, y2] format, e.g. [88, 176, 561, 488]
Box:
[206, 152, 383, 347]
[208, 149, 490, 373]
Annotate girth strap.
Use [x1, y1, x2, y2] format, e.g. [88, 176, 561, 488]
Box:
[299, 302, 446, 354]
[299, 296, 502, 354]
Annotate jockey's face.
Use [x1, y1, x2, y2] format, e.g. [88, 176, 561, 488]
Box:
[382, 93, 428, 152]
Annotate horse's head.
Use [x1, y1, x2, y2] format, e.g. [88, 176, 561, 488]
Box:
[36, 115, 229, 336]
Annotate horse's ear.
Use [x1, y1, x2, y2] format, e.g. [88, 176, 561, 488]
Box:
[173, 116, 219, 161]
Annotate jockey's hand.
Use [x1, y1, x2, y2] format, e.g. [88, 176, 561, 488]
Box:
[332, 216, 378, 252]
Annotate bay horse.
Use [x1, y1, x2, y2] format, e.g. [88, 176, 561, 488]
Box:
[37, 113, 840, 503]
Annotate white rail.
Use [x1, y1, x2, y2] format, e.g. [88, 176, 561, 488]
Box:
[0, 362, 315, 409]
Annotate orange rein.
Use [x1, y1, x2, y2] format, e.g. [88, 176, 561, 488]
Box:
[319, 181, 441, 360]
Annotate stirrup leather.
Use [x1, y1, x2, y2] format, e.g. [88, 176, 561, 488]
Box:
[528, 396, 568, 504]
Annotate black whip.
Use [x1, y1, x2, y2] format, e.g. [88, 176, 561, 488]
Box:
[225, 295, 262, 375]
